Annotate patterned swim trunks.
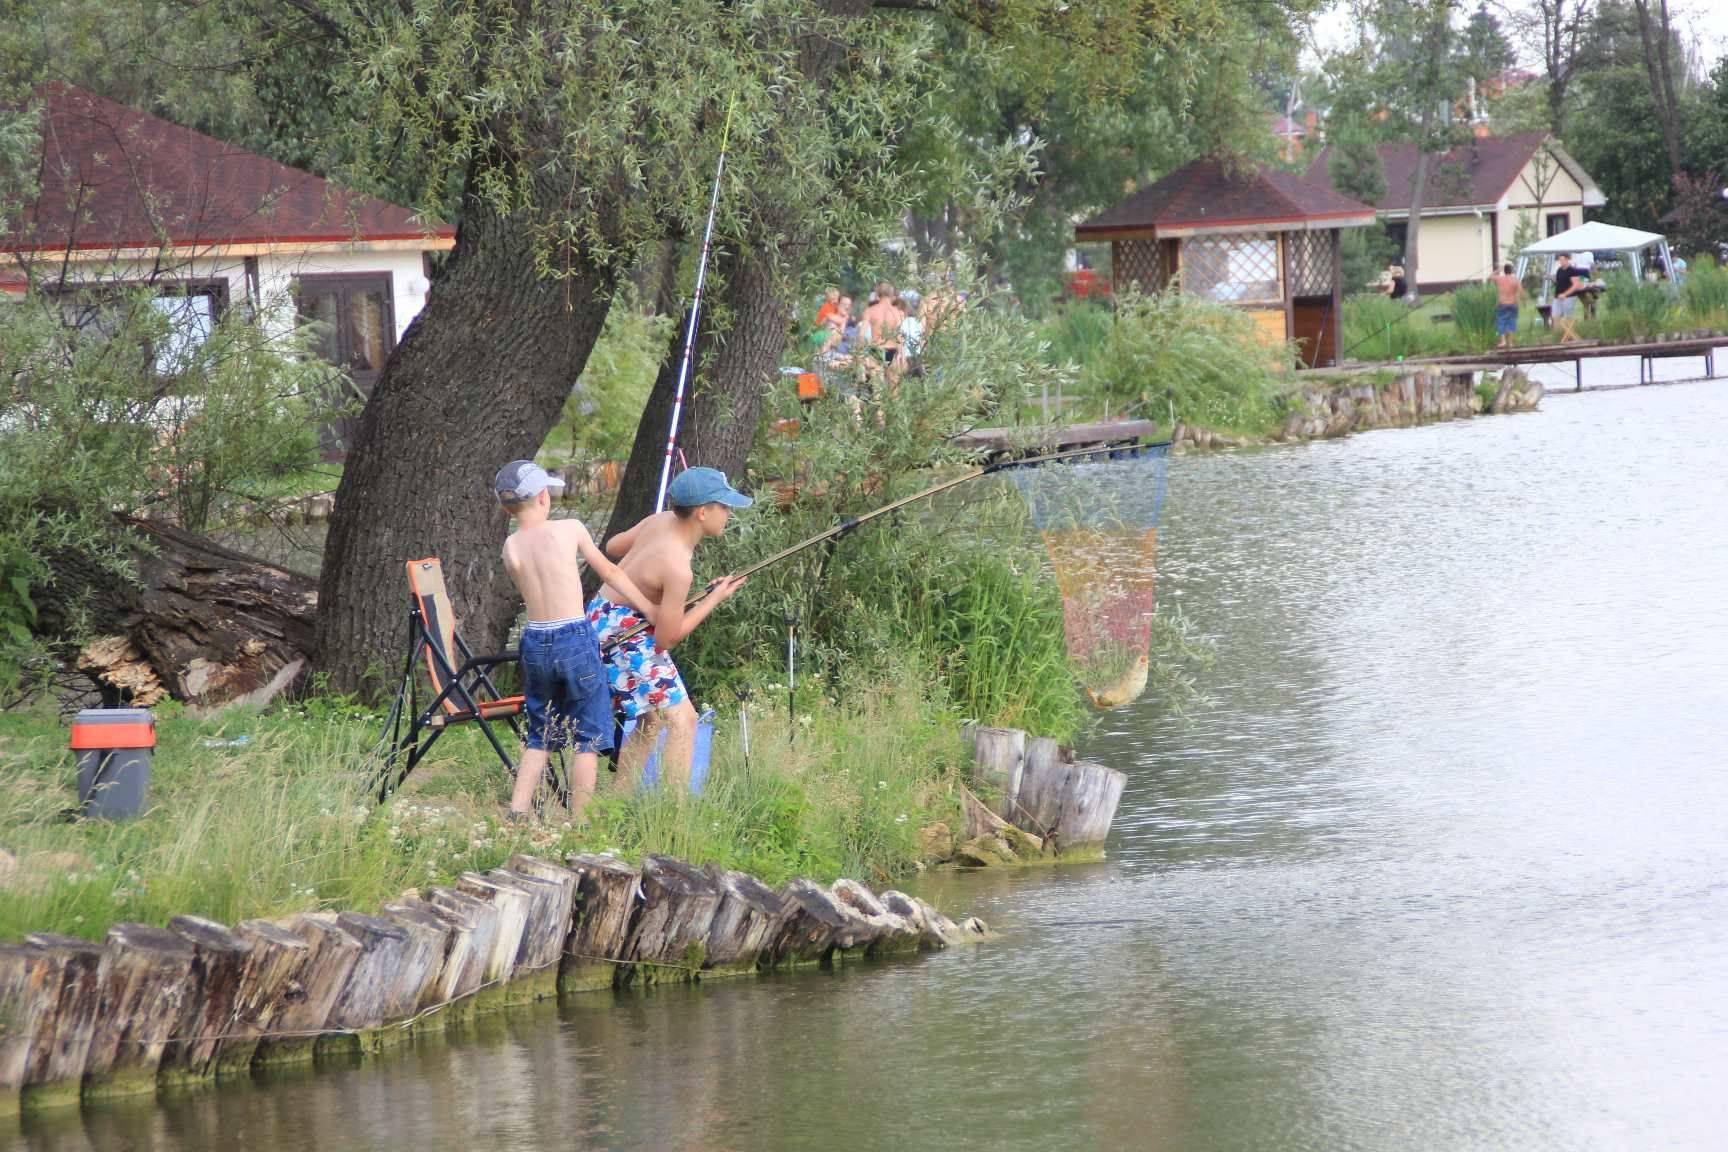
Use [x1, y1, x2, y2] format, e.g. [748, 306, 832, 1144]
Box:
[585, 594, 689, 721]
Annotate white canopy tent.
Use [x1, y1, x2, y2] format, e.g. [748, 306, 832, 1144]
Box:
[1517, 221, 1678, 299]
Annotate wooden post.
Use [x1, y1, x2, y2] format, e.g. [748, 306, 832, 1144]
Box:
[161, 915, 253, 1087]
[323, 912, 412, 1053]
[487, 870, 561, 1002]
[20, 934, 104, 1112]
[0, 943, 50, 1117]
[253, 913, 361, 1066]
[562, 855, 641, 992]
[455, 872, 532, 1010]
[766, 879, 881, 968]
[502, 856, 579, 999]
[1013, 736, 1071, 842]
[1056, 761, 1128, 847]
[217, 920, 311, 1078]
[971, 727, 1026, 821]
[82, 923, 194, 1100]
[623, 855, 722, 982]
[378, 903, 451, 1022]
[831, 880, 919, 956]
[416, 888, 500, 1014]
[702, 867, 787, 976]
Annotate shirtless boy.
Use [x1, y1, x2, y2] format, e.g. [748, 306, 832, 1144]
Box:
[586, 467, 750, 789]
[494, 460, 652, 821]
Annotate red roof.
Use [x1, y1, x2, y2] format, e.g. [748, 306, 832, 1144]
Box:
[1075, 157, 1376, 240]
[9, 84, 454, 255]
[1305, 132, 1550, 213]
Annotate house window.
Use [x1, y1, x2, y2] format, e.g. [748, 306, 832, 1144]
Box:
[1546, 212, 1571, 237]
[1181, 233, 1281, 304]
[50, 279, 228, 375]
[294, 275, 395, 385]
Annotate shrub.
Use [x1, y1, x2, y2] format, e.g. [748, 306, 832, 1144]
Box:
[1681, 255, 1728, 323]
[1078, 288, 1291, 437]
[551, 292, 673, 464]
[1342, 293, 1434, 361]
[1450, 283, 1500, 351]
[1600, 271, 1674, 341]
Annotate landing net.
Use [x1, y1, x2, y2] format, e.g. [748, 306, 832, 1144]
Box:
[1002, 443, 1170, 710]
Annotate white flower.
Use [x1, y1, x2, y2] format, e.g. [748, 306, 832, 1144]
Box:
[876, 780, 887, 790]
[895, 813, 908, 824]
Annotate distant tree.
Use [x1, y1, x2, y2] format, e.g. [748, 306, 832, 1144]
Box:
[1686, 58, 1728, 171]
[1457, 5, 1515, 95]
[1629, 0, 1685, 178]
[1374, 0, 1465, 301]
[1328, 111, 1397, 291]
[1505, 0, 1595, 137]
[1666, 170, 1728, 258]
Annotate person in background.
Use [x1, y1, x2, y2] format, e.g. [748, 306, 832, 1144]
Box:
[1551, 253, 1585, 343]
[815, 287, 840, 328]
[1382, 263, 1408, 301]
[860, 280, 902, 366]
[1491, 262, 1524, 350]
[895, 291, 925, 378]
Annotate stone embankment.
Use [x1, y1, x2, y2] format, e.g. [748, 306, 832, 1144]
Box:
[1174, 366, 1543, 450]
[0, 854, 983, 1117]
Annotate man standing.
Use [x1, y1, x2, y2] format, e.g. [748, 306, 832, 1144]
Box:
[860, 280, 902, 365]
[1491, 263, 1524, 350]
[1552, 254, 1585, 343]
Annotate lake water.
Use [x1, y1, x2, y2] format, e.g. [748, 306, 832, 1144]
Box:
[11, 379, 1728, 1151]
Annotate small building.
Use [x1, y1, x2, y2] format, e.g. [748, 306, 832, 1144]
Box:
[1305, 132, 1606, 291]
[1074, 157, 1377, 368]
[3, 84, 454, 404]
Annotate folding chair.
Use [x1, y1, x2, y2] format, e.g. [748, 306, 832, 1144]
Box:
[372, 557, 565, 804]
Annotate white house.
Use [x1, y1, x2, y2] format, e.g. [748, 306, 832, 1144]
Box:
[3, 84, 455, 416]
[1307, 132, 1607, 291]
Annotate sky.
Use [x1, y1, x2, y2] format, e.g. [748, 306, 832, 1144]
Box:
[1307, 1, 1728, 73]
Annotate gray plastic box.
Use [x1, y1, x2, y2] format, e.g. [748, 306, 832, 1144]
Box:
[72, 708, 155, 820]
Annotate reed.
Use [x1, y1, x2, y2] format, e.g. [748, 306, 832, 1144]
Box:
[1449, 283, 1500, 351]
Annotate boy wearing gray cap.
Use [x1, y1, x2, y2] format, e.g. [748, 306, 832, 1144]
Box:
[494, 460, 652, 821]
[586, 467, 751, 790]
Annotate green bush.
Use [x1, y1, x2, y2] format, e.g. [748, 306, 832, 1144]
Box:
[1681, 256, 1728, 322]
[1078, 288, 1291, 437]
[1450, 283, 1500, 351]
[1600, 271, 1674, 342]
[1040, 301, 1116, 369]
[549, 292, 673, 464]
[1342, 293, 1432, 361]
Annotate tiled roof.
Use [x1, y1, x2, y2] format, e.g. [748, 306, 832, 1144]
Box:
[1075, 157, 1376, 239]
[1304, 132, 1550, 212]
[8, 84, 454, 254]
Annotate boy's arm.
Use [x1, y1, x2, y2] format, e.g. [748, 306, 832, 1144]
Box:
[651, 567, 747, 649]
[605, 520, 643, 560]
[570, 523, 654, 617]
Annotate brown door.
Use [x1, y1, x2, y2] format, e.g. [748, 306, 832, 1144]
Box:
[296, 275, 395, 457]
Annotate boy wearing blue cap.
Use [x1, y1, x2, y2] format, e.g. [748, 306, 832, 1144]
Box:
[586, 467, 751, 789]
[494, 460, 652, 822]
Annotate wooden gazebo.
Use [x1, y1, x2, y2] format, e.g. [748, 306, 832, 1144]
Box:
[1075, 158, 1376, 368]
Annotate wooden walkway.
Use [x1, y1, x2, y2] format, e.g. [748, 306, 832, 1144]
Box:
[950, 418, 1160, 458]
[1382, 335, 1728, 392]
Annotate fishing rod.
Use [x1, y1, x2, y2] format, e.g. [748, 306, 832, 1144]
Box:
[655, 98, 738, 514]
[601, 439, 1167, 652]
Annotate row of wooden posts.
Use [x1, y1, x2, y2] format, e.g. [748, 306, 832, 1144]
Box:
[0, 853, 984, 1117]
[964, 725, 1128, 853]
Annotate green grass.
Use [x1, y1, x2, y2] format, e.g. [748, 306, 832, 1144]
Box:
[0, 672, 965, 942]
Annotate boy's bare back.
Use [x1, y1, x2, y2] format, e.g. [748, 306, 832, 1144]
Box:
[599, 512, 691, 610]
[503, 520, 596, 622]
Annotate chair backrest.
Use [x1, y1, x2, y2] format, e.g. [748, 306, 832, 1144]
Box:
[406, 557, 462, 714]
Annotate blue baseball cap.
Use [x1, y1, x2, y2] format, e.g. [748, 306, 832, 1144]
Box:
[668, 466, 753, 510]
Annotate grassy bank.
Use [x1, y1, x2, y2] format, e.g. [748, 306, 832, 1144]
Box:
[0, 669, 965, 942]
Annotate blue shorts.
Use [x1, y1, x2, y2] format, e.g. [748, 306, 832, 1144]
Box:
[518, 618, 613, 754]
[1495, 304, 1518, 335]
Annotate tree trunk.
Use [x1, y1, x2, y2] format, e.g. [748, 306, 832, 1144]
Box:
[38, 517, 316, 710]
[1632, 0, 1683, 178]
[604, 236, 793, 543]
[315, 187, 617, 695]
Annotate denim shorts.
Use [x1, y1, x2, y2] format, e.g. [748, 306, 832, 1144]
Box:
[1496, 304, 1518, 335]
[518, 618, 614, 754]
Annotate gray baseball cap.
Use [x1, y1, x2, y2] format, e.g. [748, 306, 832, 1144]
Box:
[493, 460, 566, 504]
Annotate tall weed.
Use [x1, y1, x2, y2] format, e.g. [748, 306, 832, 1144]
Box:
[1449, 283, 1499, 351]
[1600, 271, 1674, 341]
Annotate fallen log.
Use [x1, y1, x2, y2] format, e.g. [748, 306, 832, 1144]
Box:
[82, 923, 195, 1099]
[562, 855, 641, 992]
[254, 913, 362, 1066]
[623, 856, 722, 982]
[703, 867, 787, 975]
[161, 915, 253, 1087]
[20, 934, 104, 1112]
[767, 879, 878, 968]
[216, 920, 311, 1077]
[42, 516, 316, 710]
